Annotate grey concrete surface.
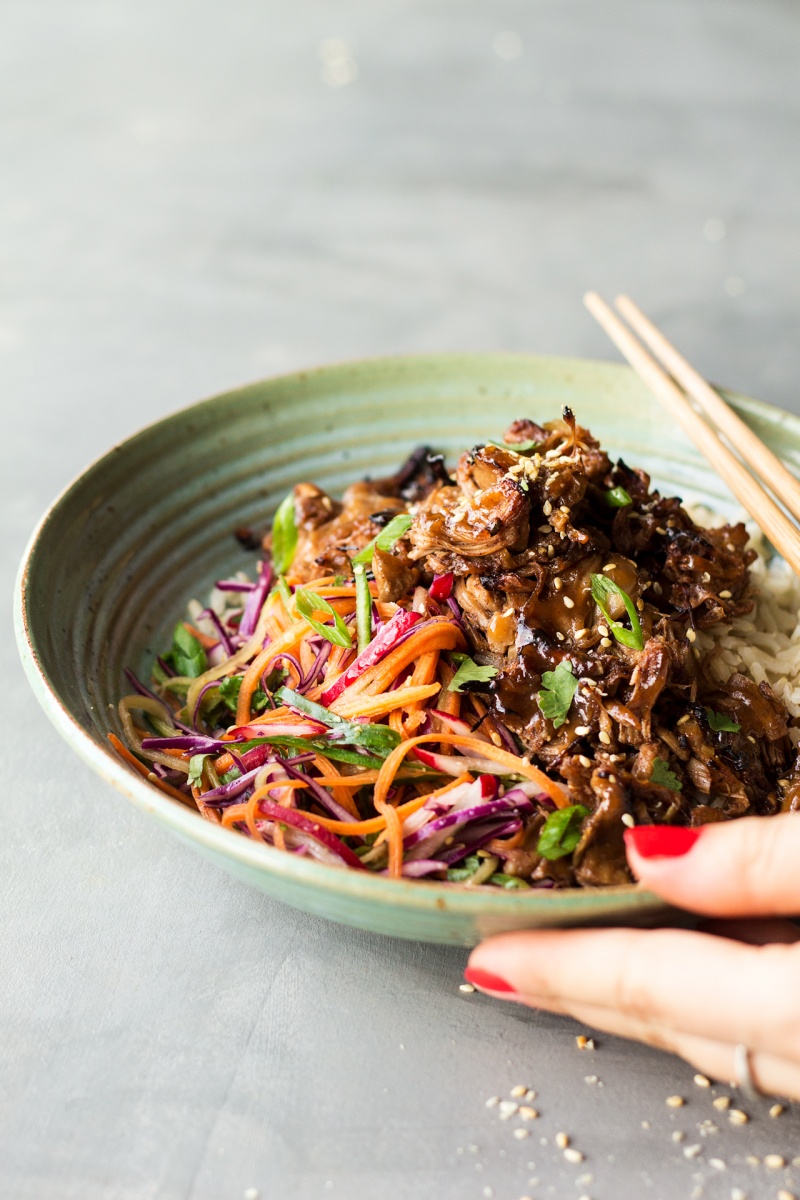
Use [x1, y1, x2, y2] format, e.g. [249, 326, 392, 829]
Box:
[2, 1, 800, 1197]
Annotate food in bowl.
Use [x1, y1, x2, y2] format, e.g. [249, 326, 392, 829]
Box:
[113, 411, 800, 888]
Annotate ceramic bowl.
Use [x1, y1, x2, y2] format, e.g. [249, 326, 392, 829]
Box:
[16, 354, 800, 945]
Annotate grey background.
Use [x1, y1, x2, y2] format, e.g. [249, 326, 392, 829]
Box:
[2, 1, 799, 1197]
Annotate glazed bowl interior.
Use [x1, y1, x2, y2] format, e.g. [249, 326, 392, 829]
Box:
[17, 354, 800, 945]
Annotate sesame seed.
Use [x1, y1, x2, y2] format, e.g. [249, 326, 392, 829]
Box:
[519, 1106, 538, 1121]
[244, 1190, 260, 1200]
[555, 1132, 570, 1149]
[524, 1089, 536, 1102]
[510, 1084, 528, 1098]
[482, 1188, 493, 1198]
[603, 563, 617, 572]
[636, 598, 644, 611]
[514, 1128, 530, 1141]
[498, 1101, 519, 1119]
[621, 813, 635, 828]
[564, 1148, 585, 1164]
[712, 1096, 731, 1111]
[553, 577, 563, 591]
[538, 524, 553, 534]
[677, 714, 691, 726]
[666, 1095, 685, 1108]
[684, 1144, 702, 1159]
[641, 1120, 650, 1130]
[694, 1074, 711, 1088]
[709, 1158, 726, 1170]
[485, 1096, 500, 1108]
[556, 632, 565, 641]
[652, 581, 662, 596]
[490, 732, 502, 747]
[728, 1109, 748, 1125]
[574, 725, 591, 737]
[563, 596, 575, 609]
[584, 1075, 599, 1085]
[701, 572, 711, 583]
[764, 1155, 786, 1169]
[547, 544, 555, 558]
[719, 590, 732, 599]
[578, 755, 592, 768]
[745, 1154, 760, 1166]
[726, 542, 735, 551]
[575, 628, 589, 638]
[730, 1189, 748, 1200]
[577, 1175, 593, 1187]
[769, 1103, 785, 1117]
[459, 982, 476, 994]
[777, 1191, 797, 1200]
[672, 1131, 685, 1143]
[598, 731, 611, 745]
[542, 500, 553, 516]
[597, 624, 609, 636]
[600, 637, 612, 647]
[686, 628, 697, 643]
[656, 526, 667, 535]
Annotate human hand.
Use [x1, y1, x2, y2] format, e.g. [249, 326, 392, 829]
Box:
[465, 816, 800, 1099]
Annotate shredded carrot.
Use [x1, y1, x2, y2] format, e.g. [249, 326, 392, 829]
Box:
[373, 733, 568, 809]
[345, 620, 464, 699]
[108, 732, 195, 807]
[183, 621, 218, 650]
[310, 755, 360, 818]
[375, 794, 403, 879]
[235, 621, 309, 724]
[330, 682, 441, 720]
[308, 774, 472, 836]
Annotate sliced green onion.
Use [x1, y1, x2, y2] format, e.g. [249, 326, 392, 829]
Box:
[590, 573, 644, 651]
[352, 513, 413, 565]
[605, 486, 632, 508]
[271, 492, 298, 575]
[354, 564, 372, 653]
[294, 589, 353, 649]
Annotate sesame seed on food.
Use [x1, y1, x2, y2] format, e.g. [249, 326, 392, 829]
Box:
[564, 1148, 585, 1164]
[666, 1095, 685, 1108]
[764, 1154, 786, 1169]
[510, 1084, 528, 1098]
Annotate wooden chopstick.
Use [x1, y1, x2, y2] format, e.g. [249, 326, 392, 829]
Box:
[614, 294, 800, 525]
[583, 290, 800, 576]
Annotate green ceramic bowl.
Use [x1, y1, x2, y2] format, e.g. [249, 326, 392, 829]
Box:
[16, 354, 800, 945]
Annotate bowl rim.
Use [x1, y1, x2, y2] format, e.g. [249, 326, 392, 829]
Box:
[17, 351, 793, 918]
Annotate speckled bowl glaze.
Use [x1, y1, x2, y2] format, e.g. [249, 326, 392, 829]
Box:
[16, 355, 800, 945]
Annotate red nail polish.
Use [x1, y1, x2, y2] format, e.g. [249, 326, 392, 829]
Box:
[624, 826, 703, 859]
[464, 966, 517, 994]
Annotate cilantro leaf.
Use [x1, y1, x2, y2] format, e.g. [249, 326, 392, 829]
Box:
[536, 804, 590, 861]
[447, 652, 499, 693]
[502, 439, 539, 452]
[537, 660, 578, 728]
[188, 754, 208, 789]
[605, 486, 632, 508]
[590, 574, 644, 651]
[217, 675, 269, 714]
[294, 589, 353, 649]
[650, 758, 682, 791]
[271, 492, 298, 575]
[171, 623, 207, 678]
[704, 707, 741, 733]
[352, 513, 413, 565]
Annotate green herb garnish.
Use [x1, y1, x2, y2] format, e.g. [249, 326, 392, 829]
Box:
[502, 439, 539, 453]
[650, 758, 682, 791]
[352, 513, 413, 565]
[590, 573, 644, 651]
[354, 563, 372, 654]
[171, 623, 207, 678]
[537, 660, 578, 728]
[294, 589, 353, 649]
[188, 754, 209, 789]
[605, 486, 633, 508]
[536, 804, 590, 861]
[704, 707, 741, 733]
[218, 675, 268, 714]
[446, 855, 481, 882]
[271, 492, 298, 575]
[447, 652, 499, 693]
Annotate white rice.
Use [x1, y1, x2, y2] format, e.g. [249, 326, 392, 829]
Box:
[688, 504, 800, 739]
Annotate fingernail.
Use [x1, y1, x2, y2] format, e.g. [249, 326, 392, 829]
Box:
[464, 965, 517, 994]
[624, 826, 703, 860]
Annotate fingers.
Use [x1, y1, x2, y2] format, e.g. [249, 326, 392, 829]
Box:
[495, 992, 800, 1102]
[624, 814, 800, 918]
[465, 927, 800, 1060]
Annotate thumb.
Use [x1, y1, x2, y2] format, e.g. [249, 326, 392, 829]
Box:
[624, 814, 800, 918]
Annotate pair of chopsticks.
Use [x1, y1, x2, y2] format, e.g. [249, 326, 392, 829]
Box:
[584, 292, 800, 575]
